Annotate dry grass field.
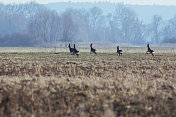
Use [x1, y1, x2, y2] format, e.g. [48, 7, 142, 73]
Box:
[0, 47, 176, 117]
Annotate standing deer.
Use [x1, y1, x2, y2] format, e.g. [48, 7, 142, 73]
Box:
[68, 44, 74, 54]
[73, 44, 79, 57]
[117, 46, 123, 56]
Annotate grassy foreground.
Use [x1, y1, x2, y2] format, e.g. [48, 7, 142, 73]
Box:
[0, 51, 176, 117]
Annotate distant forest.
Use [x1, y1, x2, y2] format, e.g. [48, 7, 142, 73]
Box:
[0, 2, 176, 47]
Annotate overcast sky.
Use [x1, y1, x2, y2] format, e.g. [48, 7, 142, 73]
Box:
[1, 0, 176, 5]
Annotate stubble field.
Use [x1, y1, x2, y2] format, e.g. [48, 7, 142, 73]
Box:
[0, 47, 176, 117]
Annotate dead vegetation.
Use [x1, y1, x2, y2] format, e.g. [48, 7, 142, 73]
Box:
[0, 51, 176, 117]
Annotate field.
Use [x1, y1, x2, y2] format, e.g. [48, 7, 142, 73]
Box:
[0, 47, 176, 117]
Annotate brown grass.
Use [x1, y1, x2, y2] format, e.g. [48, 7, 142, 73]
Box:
[0, 51, 175, 117]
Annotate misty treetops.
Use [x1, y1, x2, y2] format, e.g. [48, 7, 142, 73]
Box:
[0, 2, 175, 47]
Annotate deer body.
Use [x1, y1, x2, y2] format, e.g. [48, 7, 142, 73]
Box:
[90, 43, 97, 54]
[146, 44, 154, 56]
[117, 46, 123, 56]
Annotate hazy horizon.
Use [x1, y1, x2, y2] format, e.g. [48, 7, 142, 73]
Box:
[0, 0, 176, 46]
[1, 0, 176, 6]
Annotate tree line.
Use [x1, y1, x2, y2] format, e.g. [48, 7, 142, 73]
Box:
[0, 2, 176, 47]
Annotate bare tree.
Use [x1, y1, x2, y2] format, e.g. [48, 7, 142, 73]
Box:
[111, 4, 142, 43]
[28, 8, 61, 45]
[151, 15, 162, 44]
[162, 15, 176, 44]
[89, 6, 104, 40]
[61, 10, 77, 42]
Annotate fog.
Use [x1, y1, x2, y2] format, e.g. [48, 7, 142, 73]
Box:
[0, 2, 176, 47]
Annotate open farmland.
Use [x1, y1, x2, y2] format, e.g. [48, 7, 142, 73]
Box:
[0, 47, 176, 117]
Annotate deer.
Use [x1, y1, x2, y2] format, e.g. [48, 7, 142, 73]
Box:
[146, 44, 154, 56]
[90, 43, 97, 54]
[68, 44, 74, 54]
[73, 44, 79, 57]
[117, 46, 123, 56]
